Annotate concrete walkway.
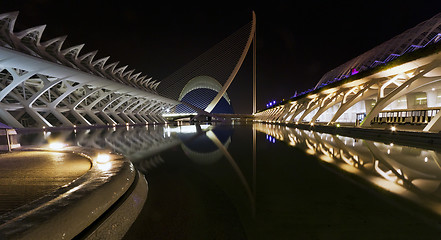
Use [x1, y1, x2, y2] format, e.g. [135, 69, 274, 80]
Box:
[0, 147, 147, 240]
[0, 150, 91, 215]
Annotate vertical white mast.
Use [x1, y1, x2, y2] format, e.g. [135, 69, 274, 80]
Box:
[253, 11, 257, 114]
[204, 11, 257, 113]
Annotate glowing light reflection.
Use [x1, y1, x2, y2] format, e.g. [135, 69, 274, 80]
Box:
[49, 142, 66, 150]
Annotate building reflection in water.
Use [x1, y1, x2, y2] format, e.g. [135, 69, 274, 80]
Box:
[18, 122, 441, 219]
[18, 124, 209, 171]
[16, 123, 441, 237]
[18, 123, 258, 217]
[19, 123, 243, 174]
[255, 123, 441, 216]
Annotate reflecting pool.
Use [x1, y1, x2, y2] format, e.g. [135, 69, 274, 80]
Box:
[18, 123, 441, 239]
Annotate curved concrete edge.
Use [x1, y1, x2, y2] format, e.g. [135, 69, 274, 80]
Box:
[0, 146, 137, 240]
[81, 171, 148, 240]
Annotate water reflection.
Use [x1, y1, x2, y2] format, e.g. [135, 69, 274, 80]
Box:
[16, 123, 441, 238]
[19, 124, 209, 171]
[256, 123, 441, 216]
[18, 123, 257, 216]
[19, 123, 441, 214]
[19, 124, 252, 197]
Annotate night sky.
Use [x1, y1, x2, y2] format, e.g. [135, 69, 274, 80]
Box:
[3, 1, 441, 113]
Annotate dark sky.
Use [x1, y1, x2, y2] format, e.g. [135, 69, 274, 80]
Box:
[3, 1, 441, 113]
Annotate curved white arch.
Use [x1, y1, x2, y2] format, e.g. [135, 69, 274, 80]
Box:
[205, 11, 256, 113]
[178, 75, 231, 104]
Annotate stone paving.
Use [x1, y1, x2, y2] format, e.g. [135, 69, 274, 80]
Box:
[0, 150, 91, 215]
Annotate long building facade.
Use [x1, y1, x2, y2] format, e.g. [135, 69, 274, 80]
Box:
[255, 12, 441, 133]
[0, 12, 179, 129]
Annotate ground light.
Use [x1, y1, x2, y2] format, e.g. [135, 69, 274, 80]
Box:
[391, 126, 397, 131]
[49, 142, 67, 150]
[96, 153, 111, 164]
[96, 153, 112, 171]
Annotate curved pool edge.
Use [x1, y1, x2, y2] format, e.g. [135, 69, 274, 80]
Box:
[0, 146, 147, 239]
[80, 171, 148, 240]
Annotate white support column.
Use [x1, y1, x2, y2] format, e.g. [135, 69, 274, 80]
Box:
[423, 110, 441, 132]
[0, 69, 51, 127]
[127, 113, 142, 124]
[135, 114, 149, 124]
[290, 102, 308, 122]
[100, 94, 124, 124]
[70, 86, 108, 125]
[133, 104, 149, 123]
[329, 82, 377, 124]
[137, 103, 155, 123]
[0, 68, 38, 102]
[298, 100, 320, 123]
[123, 99, 143, 124]
[23, 106, 53, 127]
[310, 92, 343, 124]
[280, 103, 297, 122]
[99, 111, 117, 125]
[110, 111, 127, 125]
[51, 109, 74, 127]
[24, 75, 64, 108]
[120, 112, 136, 124]
[48, 82, 87, 126]
[150, 107, 165, 123]
[0, 108, 23, 128]
[144, 106, 161, 123]
[69, 110, 91, 125]
[128, 99, 150, 123]
[84, 109, 105, 125]
[110, 97, 136, 124]
[84, 90, 114, 125]
[361, 62, 440, 126]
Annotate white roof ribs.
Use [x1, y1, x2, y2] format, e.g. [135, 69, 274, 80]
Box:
[0, 11, 161, 91]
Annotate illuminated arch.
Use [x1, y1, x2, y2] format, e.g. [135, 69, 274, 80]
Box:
[178, 76, 231, 104]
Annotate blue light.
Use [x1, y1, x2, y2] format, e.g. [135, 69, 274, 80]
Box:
[273, 100, 276, 104]
[272, 138, 275, 143]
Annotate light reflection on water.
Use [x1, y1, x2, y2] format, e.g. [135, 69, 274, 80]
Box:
[16, 123, 441, 238]
[257, 123, 441, 215]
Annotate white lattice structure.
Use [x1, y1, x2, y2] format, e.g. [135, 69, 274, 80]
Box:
[255, 12, 441, 133]
[314, 12, 441, 90]
[0, 12, 179, 128]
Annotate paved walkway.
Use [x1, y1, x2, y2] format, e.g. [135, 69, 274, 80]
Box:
[0, 150, 91, 215]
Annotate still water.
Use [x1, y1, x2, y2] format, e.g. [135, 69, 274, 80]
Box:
[18, 123, 441, 239]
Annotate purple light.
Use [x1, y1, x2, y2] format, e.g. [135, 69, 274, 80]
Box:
[273, 101, 276, 104]
[351, 68, 359, 75]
